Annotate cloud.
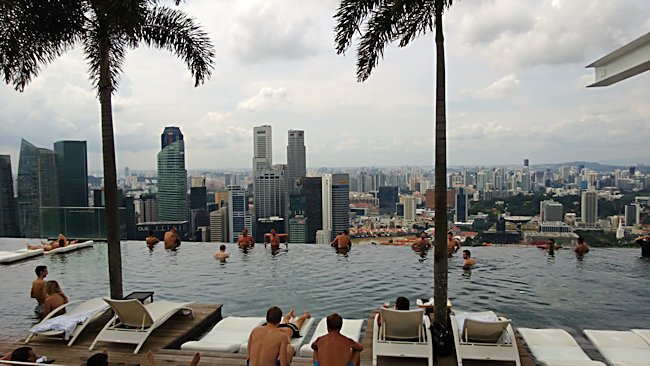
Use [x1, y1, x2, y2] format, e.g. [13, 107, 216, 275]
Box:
[227, 1, 321, 63]
[449, 121, 514, 140]
[237, 87, 289, 112]
[467, 74, 520, 99]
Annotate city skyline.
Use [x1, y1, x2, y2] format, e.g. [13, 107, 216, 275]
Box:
[0, 0, 649, 172]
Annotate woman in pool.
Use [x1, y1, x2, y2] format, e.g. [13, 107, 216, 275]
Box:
[43, 281, 68, 317]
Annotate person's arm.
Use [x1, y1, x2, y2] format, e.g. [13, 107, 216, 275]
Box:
[246, 331, 253, 361]
[348, 337, 364, 351]
[311, 337, 320, 363]
[279, 336, 289, 366]
[263, 233, 269, 247]
[43, 297, 52, 316]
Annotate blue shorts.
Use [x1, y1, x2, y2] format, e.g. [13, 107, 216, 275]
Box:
[314, 362, 354, 366]
[247, 360, 280, 366]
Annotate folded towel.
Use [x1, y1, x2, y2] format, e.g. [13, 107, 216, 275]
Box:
[31, 305, 107, 340]
[455, 311, 512, 344]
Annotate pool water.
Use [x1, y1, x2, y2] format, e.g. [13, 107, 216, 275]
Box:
[1, 239, 649, 339]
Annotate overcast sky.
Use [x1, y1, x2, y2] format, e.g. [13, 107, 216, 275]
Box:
[1, 0, 649, 174]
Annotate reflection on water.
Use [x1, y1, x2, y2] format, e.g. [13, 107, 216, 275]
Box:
[0, 239, 649, 339]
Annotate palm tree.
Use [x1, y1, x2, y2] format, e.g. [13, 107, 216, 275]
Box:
[1, 0, 214, 299]
[335, 0, 454, 327]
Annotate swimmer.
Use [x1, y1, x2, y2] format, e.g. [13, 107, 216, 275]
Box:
[447, 231, 461, 256]
[264, 229, 289, 250]
[412, 231, 431, 251]
[214, 244, 230, 262]
[238, 228, 255, 249]
[145, 231, 160, 247]
[462, 249, 476, 269]
[574, 236, 590, 255]
[330, 230, 351, 250]
[164, 227, 181, 250]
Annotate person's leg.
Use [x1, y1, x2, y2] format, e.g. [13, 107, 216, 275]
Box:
[26, 243, 42, 250]
[281, 308, 295, 324]
[286, 344, 294, 365]
[292, 311, 311, 330]
[348, 350, 361, 366]
[188, 352, 200, 366]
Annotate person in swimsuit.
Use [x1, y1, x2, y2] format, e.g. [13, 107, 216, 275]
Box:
[462, 249, 476, 269]
[30, 266, 48, 317]
[145, 231, 160, 248]
[311, 313, 363, 366]
[247, 306, 294, 366]
[277, 308, 311, 339]
[264, 229, 289, 250]
[238, 228, 255, 249]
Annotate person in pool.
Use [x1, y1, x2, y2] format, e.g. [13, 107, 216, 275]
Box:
[145, 231, 160, 247]
[574, 236, 590, 255]
[238, 228, 255, 249]
[311, 313, 363, 366]
[462, 249, 476, 269]
[264, 229, 289, 250]
[214, 244, 230, 262]
[447, 231, 461, 256]
[412, 231, 431, 251]
[247, 306, 295, 366]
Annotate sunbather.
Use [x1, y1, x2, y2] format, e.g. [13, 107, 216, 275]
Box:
[43, 280, 68, 317]
[311, 313, 363, 366]
[31, 265, 48, 316]
[247, 306, 296, 366]
[278, 308, 311, 339]
[27, 234, 78, 251]
[377, 296, 409, 327]
[0, 346, 38, 363]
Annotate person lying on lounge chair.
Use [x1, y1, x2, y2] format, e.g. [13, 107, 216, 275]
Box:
[1, 346, 51, 364]
[27, 234, 78, 251]
[312, 313, 363, 366]
[277, 308, 311, 339]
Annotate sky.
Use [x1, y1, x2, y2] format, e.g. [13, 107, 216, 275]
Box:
[1, 0, 649, 174]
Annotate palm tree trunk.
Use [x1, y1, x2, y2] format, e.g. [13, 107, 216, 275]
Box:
[433, 1, 448, 329]
[99, 36, 123, 299]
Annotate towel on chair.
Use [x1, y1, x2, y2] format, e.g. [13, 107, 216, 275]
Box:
[454, 311, 512, 344]
[31, 305, 106, 340]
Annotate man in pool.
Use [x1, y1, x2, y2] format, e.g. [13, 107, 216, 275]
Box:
[164, 227, 181, 250]
[546, 238, 559, 255]
[214, 244, 230, 262]
[238, 228, 255, 249]
[311, 313, 363, 366]
[412, 231, 431, 251]
[462, 249, 476, 269]
[247, 306, 294, 366]
[574, 236, 590, 255]
[30, 266, 47, 317]
[145, 231, 160, 247]
[447, 231, 461, 256]
[264, 228, 289, 250]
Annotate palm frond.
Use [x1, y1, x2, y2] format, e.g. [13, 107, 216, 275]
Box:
[83, 21, 127, 94]
[0, 0, 86, 91]
[138, 6, 214, 87]
[334, 0, 382, 55]
[396, 0, 435, 47]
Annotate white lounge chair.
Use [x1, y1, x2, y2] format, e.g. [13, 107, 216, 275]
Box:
[44, 240, 93, 255]
[299, 318, 364, 357]
[89, 298, 193, 354]
[518, 328, 605, 366]
[26, 297, 109, 346]
[632, 329, 650, 345]
[239, 317, 315, 354]
[180, 317, 265, 353]
[450, 310, 520, 366]
[584, 330, 650, 366]
[0, 248, 44, 264]
[372, 308, 433, 366]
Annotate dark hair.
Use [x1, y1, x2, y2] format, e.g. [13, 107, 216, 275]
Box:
[148, 231, 154, 236]
[447, 231, 453, 236]
[343, 230, 348, 235]
[266, 306, 282, 324]
[548, 238, 555, 243]
[10, 347, 33, 362]
[326, 313, 343, 332]
[395, 296, 410, 310]
[220, 244, 226, 251]
[86, 352, 109, 366]
[59, 238, 65, 246]
[577, 236, 584, 244]
[35, 265, 47, 276]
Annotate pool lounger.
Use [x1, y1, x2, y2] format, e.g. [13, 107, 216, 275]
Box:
[299, 318, 365, 357]
[44, 240, 94, 255]
[631, 329, 650, 345]
[0, 248, 44, 264]
[584, 329, 650, 366]
[181, 317, 265, 353]
[239, 317, 316, 355]
[517, 328, 605, 366]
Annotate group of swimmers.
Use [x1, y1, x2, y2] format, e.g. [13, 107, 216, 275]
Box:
[30, 265, 68, 318]
[542, 236, 591, 256]
[146, 227, 182, 250]
[27, 233, 78, 252]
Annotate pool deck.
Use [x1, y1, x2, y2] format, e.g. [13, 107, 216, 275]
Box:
[0, 303, 604, 366]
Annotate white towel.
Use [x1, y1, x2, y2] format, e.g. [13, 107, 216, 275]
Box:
[455, 311, 512, 344]
[31, 305, 107, 340]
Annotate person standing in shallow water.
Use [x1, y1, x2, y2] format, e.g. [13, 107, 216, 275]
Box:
[264, 228, 289, 250]
[214, 244, 230, 262]
[146, 231, 160, 248]
[574, 236, 590, 255]
[31, 266, 48, 317]
[164, 227, 181, 250]
[238, 228, 254, 249]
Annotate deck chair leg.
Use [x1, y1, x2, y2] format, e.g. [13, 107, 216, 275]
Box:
[24, 334, 34, 344]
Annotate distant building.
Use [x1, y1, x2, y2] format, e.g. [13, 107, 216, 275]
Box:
[253, 125, 272, 172]
[289, 215, 307, 243]
[322, 174, 332, 237]
[228, 186, 252, 243]
[315, 229, 330, 244]
[581, 190, 598, 226]
[139, 194, 158, 223]
[330, 173, 350, 240]
[157, 127, 188, 222]
[255, 216, 285, 242]
[624, 204, 639, 226]
[403, 196, 416, 222]
[209, 207, 228, 242]
[53, 140, 88, 207]
[286, 130, 306, 193]
[17, 139, 59, 237]
[190, 187, 207, 210]
[540, 200, 563, 222]
[455, 187, 468, 222]
[300, 177, 322, 243]
[378, 186, 398, 214]
[0, 155, 19, 237]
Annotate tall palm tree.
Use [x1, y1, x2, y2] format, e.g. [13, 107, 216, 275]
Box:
[335, 0, 454, 327]
[1, 0, 214, 299]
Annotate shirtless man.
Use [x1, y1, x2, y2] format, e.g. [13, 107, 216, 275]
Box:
[248, 306, 294, 366]
[412, 232, 431, 251]
[462, 250, 476, 269]
[214, 244, 230, 262]
[27, 234, 76, 251]
[574, 236, 590, 255]
[330, 230, 351, 250]
[31, 265, 48, 316]
[447, 232, 461, 256]
[546, 238, 560, 255]
[264, 229, 289, 250]
[311, 313, 363, 366]
[238, 228, 255, 249]
[145, 231, 160, 247]
[164, 227, 181, 250]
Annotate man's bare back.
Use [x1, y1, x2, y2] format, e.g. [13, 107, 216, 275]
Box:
[248, 324, 292, 366]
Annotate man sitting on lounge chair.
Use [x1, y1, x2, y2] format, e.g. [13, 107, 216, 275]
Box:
[248, 306, 295, 366]
[377, 296, 409, 327]
[311, 313, 363, 366]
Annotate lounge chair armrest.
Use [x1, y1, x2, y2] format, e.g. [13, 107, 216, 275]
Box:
[423, 314, 432, 328]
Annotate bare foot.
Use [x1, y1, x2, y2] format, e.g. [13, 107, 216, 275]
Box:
[147, 350, 155, 366]
[189, 352, 200, 366]
[288, 308, 295, 318]
[304, 311, 311, 319]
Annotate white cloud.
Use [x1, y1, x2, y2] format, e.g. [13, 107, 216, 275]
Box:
[468, 74, 520, 99]
[449, 121, 514, 140]
[237, 87, 289, 112]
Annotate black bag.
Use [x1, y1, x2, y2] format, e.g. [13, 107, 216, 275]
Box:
[433, 323, 453, 357]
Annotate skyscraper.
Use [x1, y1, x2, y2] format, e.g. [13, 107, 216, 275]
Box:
[253, 169, 285, 221]
[581, 190, 598, 226]
[54, 140, 88, 207]
[157, 127, 188, 221]
[300, 176, 322, 243]
[540, 200, 563, 222]
[455, 187, 468, 222]
[17, 139, 59, 237]
[330, 173, 349, 240]
[403, 196, 416, 222]
[228, 186, 252, 242]
[286, 130, 306, 193]
[321, 174, 332, 241]
[209, 206, 228, 242]
[0, 155, 19, 237]
[378, 186, 398, 214]
[522, 159, 531, 192]
[253, 125, 272, 172]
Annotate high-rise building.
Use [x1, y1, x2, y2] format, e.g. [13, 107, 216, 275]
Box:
[581, 191, 598, 226]
[190, 187, 207, 210]
[289, 215, 307, 243]
[17, 139, 59, 237]
[378, 186, 398, 214]
[321, 174, 332, 240]
[0, 155, 19, 237]
[253, 125, 272, 172]
[253, 169, 285, 220]
[300, 177, 322, 243]
[54, 140, 88, 207]
[540, 200, 563, 222]
[157, 126, 188, 221]
[139, 194, 158, 223]
[330, 173, 349, 240]
[228, 186, 252, 242]
[455, 187, 468, 222]
[209, 206, 228, 242]
[286, 130, 306, 193]
[522, 159, 531, 192]
[403, 196, 416, 222]
[624, 204, 639, 226]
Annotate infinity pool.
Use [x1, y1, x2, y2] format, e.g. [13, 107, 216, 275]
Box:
[1, 238, 649, 339]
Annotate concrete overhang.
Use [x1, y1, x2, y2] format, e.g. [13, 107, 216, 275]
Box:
[586, 32, 650, 87]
